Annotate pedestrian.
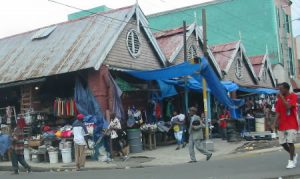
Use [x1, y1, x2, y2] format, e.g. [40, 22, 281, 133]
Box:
[275, 82, 299, 169]
[10, 122, 31, 175]
[109, 113, 128, 161]
[72, 114, 89, 171]
[188, 107, 212, 163]
[171, 111, 186, 150]
[219, 109, 230, 140]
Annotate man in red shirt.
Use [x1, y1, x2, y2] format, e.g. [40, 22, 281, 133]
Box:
[219, 109, 230, 140]
[275, 82, 299, 169]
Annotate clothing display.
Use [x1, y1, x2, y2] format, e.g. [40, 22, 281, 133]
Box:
[53, 98, 78, 117]
[127, 107, 143, 128]
[0, 106, 16, 125]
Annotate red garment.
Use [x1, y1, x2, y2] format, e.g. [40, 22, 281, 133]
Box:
[155, 103, 161, 119]
[275, 93, 299, 131]
[17, 118, 26, 129]
[66, 100, 70, 116]
[74, 100, 78, 115]
[219, 114, 228, 128]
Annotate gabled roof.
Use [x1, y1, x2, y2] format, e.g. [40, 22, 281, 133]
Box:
[0, 5, 166, 85]
[210, 41, 258, 83]
[210, 41, 239, 71]
[249, 55, 265, 76]
[154, 23, 222, 77]
[249, 52, 276, 87]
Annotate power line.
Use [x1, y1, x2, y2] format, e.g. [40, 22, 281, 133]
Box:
[48, 0, 166, 33]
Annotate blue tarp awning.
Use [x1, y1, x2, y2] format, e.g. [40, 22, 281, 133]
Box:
[238, 87, 278, 94]
[127, 58, 240, 110]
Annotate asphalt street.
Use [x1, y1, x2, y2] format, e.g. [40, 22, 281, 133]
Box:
[2, 150, 300, 179]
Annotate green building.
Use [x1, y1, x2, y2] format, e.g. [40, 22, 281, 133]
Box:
[68, 5, 111, 20]
[147, 0, 295, 82]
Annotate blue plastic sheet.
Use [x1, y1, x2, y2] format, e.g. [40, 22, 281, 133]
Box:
[74, 79, 108, 142]
[238, 87, 278, 94]
[109, 74, 125, 120]
[128, 62, 199, 80]
[127, 58, 239, 111]
[0, 134, 11, 156]
[221, 81, 239, 92]
[156, 80, 178, 99]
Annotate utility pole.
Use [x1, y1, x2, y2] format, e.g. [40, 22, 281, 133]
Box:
[202, 9, 213, 151]
[183, 21, 189, 115]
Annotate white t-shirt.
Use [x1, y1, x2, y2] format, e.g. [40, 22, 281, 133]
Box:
[72, 120, 88, 145]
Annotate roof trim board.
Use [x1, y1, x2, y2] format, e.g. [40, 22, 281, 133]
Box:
[94, 7, 135, 70]
[168, 23, 196, 63]
[195, 26, 222, 77]
[135, 5, 167, 66]
[223, 41, 241, 73]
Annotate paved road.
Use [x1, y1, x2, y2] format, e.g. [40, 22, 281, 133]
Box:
[2, 150, 300, 179]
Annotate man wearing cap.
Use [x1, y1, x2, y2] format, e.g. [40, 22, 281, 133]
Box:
[72, 114, 89, 171]
[188, 107, 212, 163]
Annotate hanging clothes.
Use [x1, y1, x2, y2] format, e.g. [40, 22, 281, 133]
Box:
[155, 103, 161, 119]
[165, 101, 174, 119]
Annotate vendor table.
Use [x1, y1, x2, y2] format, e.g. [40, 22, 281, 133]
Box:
[142, 131, 156, 150]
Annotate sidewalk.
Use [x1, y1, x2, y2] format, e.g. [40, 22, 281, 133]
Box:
[0, 139, 244, 172]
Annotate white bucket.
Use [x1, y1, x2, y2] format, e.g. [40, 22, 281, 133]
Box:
[255, 117, 265, 132]
[61, 148, 72, 163]
[24, 148, 30, 161]
[48, 151, 58, 164]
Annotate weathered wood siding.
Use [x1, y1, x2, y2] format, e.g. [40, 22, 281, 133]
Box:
[105, 18, 163, 70]
[225, 51, 256, 86]
[258, 69, 274, 88]
[173, 33, 203, 64]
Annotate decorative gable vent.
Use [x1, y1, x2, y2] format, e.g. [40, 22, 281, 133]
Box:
[126, 29, 141, 58]
[235, 57, 243, 79]
[188, 45, 197, 62]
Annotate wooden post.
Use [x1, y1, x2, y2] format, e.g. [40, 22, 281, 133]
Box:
[202, 9, 209, 140]
[183, 21, 189, 115]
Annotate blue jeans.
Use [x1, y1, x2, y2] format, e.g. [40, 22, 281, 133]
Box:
[93, 136, 111, 160]
[11, 150, 30, 172]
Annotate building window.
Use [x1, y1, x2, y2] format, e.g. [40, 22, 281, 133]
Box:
[277, 8, 281, 27]
[285, 14, 290, 33]
[281, 44, 284, 65]
[188, 45, 197, 63]
[126, 29, 141, 58]
[235, 57, 243, 79]
[289, 47, 294, 76]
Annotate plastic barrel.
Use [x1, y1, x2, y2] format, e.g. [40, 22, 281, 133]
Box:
[61, 148, 72, 163]
[48, 151, 59, 164]
[24, 148, 30, 161]
[255, 118, 265, 132]
[127, 129, 143, 153]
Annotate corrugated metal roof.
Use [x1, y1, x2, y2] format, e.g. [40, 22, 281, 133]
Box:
[155, 27, 184, 60]
[210, 41, 239, 70]
[0, 5, 167, 85]
[249, 55, 265, 76]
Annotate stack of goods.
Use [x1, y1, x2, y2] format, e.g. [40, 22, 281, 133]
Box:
[127, 107, 143, 128]
[41, 125, 56, 139]
[53, 98, 78, 118]
[55, 125, 73, 138]
[140, 124, 157, 132]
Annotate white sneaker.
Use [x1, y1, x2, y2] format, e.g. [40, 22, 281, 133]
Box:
[286, 160, 296, 169]
[294, 154, 298, 166]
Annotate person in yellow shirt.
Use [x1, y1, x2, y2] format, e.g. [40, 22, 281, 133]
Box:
[171, 111, 186, 150]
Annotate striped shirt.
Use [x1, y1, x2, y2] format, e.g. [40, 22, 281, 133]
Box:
[12, 128, 25, 155]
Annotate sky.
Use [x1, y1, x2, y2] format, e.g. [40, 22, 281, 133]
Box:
[0, 0, 299, 38]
